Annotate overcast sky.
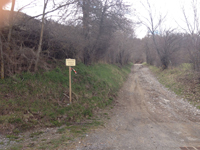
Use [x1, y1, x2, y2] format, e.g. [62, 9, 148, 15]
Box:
[131, 0, 195, 38]
[5, 0, 198, 38]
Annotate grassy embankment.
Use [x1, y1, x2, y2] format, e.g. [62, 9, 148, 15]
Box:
[0, 61, 132, 134]
[148, 63, 200, 109]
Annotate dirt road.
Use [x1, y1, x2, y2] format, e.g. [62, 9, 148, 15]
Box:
[69, 65, 200, 150]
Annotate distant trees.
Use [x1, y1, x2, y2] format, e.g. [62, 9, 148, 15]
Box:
[158, 29, 182, 69]
[181, 0, 200, 71]
[138, 0, 186, 69]
[142, 31, 182, 68]
[137, 0, 200, 71]
[77, 0, 132, 65]
[139, 0, 171, 69]
[107, 29, 136, 65]
[142, 32, 181, 68]
[143, 35, 154, 65]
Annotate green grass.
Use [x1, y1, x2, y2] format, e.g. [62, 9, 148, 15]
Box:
[0, 142, 4, 145]
[8, 145, 23, 150]
[6, 135, 19, 140]
[142, 62, 148, 65]
[37, 135, 71, 150]
[0, 61, 132, 134]
[57, 127, 66, 134]
[149, 64, 186, 95]
[29, 131, 44, 138]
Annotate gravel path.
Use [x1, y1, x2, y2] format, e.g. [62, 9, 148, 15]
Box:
[68, 64, 200, 150]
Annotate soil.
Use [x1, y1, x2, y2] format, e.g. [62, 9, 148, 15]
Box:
[66, 64, 200, 150]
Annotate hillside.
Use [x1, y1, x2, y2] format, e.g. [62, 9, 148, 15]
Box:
[0, 62, 132, 136]
[0, 5, 137, 78]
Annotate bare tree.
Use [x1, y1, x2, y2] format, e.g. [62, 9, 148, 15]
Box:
[7, 0, 15, 42]
[143, 35, 154, 65]
[139, 0, 167, 68]
[181, 0, 200, 71]
[106, 28, 135, 65]
[0, 34, 4, 79]
[158, 29, 181, 69]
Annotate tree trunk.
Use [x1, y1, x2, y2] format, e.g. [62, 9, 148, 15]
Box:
[0, 34, 4, 79]
[81, 0, 92, 65]
[92, 0, 107, 61]
[34, 0, 48, 72]
[7, 0, 15, 43]
[82, 0, 90, 39]
[0, 0, 10, 79]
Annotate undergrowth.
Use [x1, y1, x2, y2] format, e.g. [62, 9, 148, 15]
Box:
[0, 61, 132, 134]
[149, 63, 200, 109]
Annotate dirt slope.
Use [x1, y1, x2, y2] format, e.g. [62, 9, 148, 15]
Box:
[67, 64, 200, 150]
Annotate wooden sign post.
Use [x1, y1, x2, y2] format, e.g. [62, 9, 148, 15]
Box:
[66, 59, 76, 103]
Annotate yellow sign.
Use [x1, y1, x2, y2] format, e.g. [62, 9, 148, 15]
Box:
[66, 59, 76, 66]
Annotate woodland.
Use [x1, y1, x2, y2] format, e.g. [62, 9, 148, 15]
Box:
[0, 0, 139, 79]
[0, 0, 199, 79]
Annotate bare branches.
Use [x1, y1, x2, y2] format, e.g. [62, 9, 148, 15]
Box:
[139, 0, 167, 66]
[181, 0, 200, 35]
[138, 0, 184, 69]
[29, 1, 75, 20]
[139, 0, 166, 35]
[16, 0, 37, 12]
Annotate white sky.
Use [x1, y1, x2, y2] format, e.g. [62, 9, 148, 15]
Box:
[131, 0, 195, 38]
[5, 0, 198, 38]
